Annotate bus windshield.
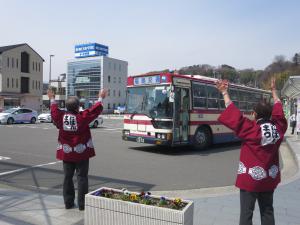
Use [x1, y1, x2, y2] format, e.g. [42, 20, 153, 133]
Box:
[126, 86, 173, 119]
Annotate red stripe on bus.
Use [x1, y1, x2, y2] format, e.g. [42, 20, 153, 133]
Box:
[124, 119, 152, 125]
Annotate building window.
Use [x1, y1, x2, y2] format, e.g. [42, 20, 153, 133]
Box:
[38, 81, 40, 90]
[21, 52, 30, 73]
[108, 103, 110, 109]
[16, 59, 19, 68]
[36, 80, 38, 90]
[118, 90, 121, 97]
[108, 76, 111, 83]
[7, 78, 9, 88]
[38, 63, 40, 72]
[32, 62, 35, 71]
[7, 57, 9, 67]
[113, 90, 116, 97]
[119, 77, 121, 83]
[16, 79, 19, 88]
[35, 62, 38, 71]
[12, 58, 14, 68]
[12, 78, 14, 88]
[21, 77, 29, 93]
[32, 80, 34, 89]
[113, 103, 116, 109]
[108, 89, 110, 96]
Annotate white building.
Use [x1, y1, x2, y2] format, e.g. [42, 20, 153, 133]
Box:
[0, 43, 44, 112]
[67, 56, 128, 113]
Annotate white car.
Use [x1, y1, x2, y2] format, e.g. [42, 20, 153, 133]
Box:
[90, 116, 103, 128]
[39, 110, 103, 128]
[0, 107, 38, 124]
[38, 112, 52, 123]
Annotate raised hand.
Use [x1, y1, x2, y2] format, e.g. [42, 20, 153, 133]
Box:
[47, 88, 55, 99]
[271, 77, 276, 90]
[216, 79, 229, 93]
[99, 89, 108, 99]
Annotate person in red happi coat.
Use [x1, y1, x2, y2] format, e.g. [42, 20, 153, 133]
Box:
[216, 78, 287, 225]
[47, 88, 107, 211]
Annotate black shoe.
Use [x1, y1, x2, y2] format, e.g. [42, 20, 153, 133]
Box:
[79, 206, 85, 211]
[65, 203, 75, 209]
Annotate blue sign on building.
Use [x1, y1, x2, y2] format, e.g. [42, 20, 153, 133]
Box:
[75, 43, 109, 58]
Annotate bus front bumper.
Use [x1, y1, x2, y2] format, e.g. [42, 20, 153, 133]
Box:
[122, 133, 171, 146]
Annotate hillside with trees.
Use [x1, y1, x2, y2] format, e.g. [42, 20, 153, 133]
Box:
[147, 52, 300, 91]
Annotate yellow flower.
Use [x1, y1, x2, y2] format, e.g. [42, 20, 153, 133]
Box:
[174, 198, 182, 204]
[130, 194, 138, 201]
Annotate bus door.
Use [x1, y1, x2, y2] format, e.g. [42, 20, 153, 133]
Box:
[172, 87, 190, 144]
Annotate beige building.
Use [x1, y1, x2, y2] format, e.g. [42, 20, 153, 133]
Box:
[0, 43, 44, 112]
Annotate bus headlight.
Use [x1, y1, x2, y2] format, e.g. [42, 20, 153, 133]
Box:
[123, 130, 130, 136]
[156, 133, 170, 140]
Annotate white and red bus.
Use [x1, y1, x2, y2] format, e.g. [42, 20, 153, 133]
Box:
[122, 73, 271, 150]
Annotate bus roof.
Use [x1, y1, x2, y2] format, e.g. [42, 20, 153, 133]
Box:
[128, 72, 271, 93]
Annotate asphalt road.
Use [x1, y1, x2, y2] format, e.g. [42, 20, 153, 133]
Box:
[0, 119, 241, 194]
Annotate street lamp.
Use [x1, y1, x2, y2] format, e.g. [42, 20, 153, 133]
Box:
[49, 55, 55, 84]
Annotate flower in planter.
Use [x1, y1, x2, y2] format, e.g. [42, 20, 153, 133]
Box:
[141, 192, 152, 205]
[159, 196, 167, 206]
[171, 198, 183, 210]
[130, 193, 138, 202]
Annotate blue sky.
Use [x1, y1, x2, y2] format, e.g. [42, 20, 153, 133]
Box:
[1, 0, 299, 82]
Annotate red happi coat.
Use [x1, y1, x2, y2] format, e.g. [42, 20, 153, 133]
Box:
[51, 101, 103, 162]
[218, 102, 287, 192]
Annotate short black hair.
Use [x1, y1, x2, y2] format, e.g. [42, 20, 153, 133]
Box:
[253, 101, 273, 120]
[66, 96, 79, 113]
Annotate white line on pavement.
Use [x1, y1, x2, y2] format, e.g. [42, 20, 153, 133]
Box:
[0, 161, 62, 176]
[0, 156, 11, 161]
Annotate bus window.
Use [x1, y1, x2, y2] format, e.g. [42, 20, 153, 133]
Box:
[193, 83, 207, 108]
[207, 85, 219, 109]
[220, 99, 225, 109]
[194, 98, 207, 108]
[239, 90, 248, 102]
[247, 102, 256, 111]
[239, 102, 247, 111]
[229, 89, 239, 101]
[193, 83, 207, 97]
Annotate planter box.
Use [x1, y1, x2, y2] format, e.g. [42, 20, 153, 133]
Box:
[85, 187, 194, 225]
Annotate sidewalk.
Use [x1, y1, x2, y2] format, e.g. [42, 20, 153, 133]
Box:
[0, 134, 300, 225]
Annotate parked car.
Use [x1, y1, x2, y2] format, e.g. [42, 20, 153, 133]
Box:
[38, 112, 52, 123]
[38, 109, 103, 127]
[0, 107, 38, 124]
[90, 116, 103, 128]
[114, 106, 126, 114]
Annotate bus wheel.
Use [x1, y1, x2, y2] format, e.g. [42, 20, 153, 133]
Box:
[193, 127, 212, 150]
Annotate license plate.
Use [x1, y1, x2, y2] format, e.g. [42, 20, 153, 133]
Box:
[136, 137, 144, 143]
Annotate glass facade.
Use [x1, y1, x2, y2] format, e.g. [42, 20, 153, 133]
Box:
[67, 59, 101, 101]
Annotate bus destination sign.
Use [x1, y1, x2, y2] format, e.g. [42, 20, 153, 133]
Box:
[134, 75, 161, 85]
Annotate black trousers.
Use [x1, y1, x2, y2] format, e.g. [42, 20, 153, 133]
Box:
[239, 189, 275, 225]
[63, 160, 89, 208]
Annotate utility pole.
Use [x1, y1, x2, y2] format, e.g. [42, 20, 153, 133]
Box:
[49, 55, 54, 84]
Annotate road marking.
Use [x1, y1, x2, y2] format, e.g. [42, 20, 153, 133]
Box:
[0, 156, 11, 161]
[0, 161, 62, 177]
